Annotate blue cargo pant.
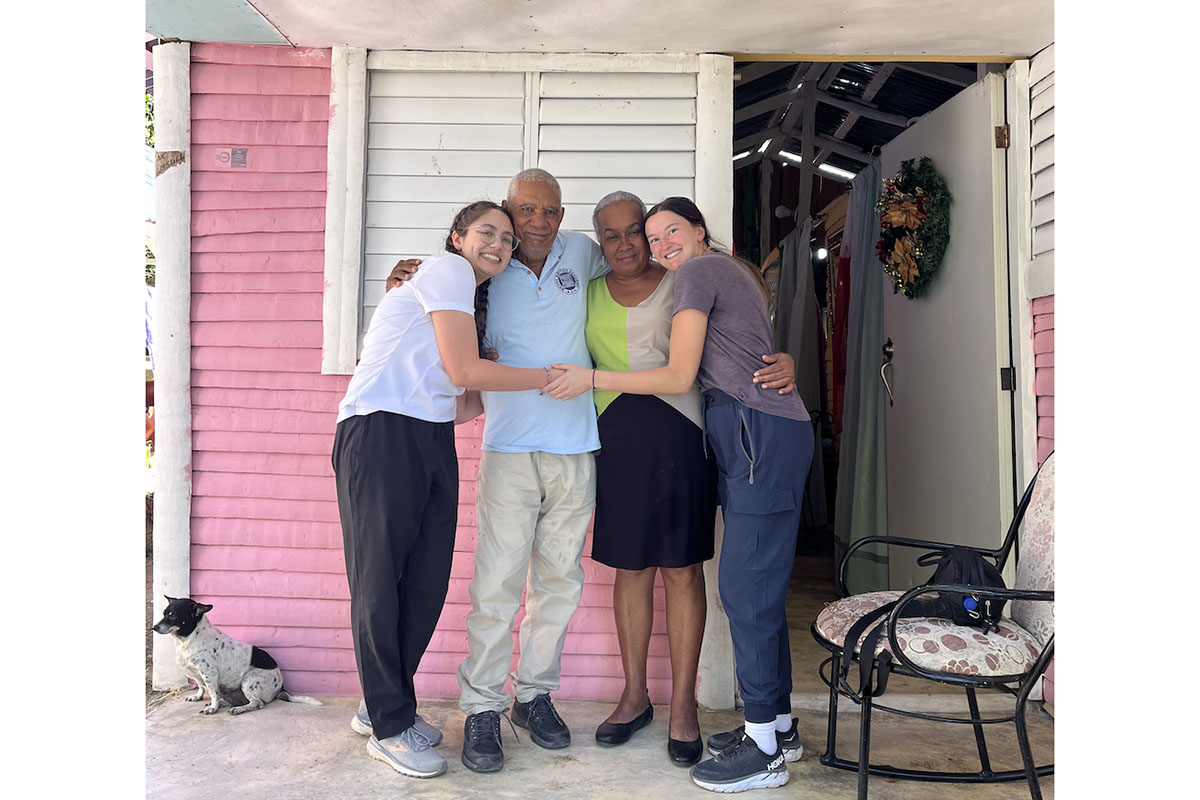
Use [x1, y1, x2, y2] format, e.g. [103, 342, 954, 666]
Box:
[703, 389, 814, 724]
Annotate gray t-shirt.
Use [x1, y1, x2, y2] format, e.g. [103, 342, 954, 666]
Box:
[672, 252, 811, 423]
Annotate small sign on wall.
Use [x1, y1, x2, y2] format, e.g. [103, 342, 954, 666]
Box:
[214, 148, 249, 168]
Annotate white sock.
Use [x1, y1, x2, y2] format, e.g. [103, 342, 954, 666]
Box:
[744, 720, 778, 755]
[775, 713, 792, 734]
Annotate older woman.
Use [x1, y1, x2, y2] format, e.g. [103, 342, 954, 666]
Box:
[551, 197, 812, 793]
[582, 192, 794, 767]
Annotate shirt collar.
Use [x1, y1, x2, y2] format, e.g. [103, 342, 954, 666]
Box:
[509, 233, 565, 275]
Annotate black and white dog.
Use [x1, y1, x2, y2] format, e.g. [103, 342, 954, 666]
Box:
[151, 596, 321, 715]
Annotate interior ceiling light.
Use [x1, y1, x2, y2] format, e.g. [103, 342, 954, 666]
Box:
[818, 163, 858, 180]
[733, 150, 751, 161]
[757, 139, 772, 154]
[779, 150, 804, 163]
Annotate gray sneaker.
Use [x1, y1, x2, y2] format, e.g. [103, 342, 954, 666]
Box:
[706, 718, 802, 762]
[352, 699, 443, 746]
[367, 729, 447, 779]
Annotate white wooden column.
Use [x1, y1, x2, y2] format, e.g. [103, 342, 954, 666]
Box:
[151, 41, 193, 689]
[695, 53, 737, 711]
[321, 47, 368, 374]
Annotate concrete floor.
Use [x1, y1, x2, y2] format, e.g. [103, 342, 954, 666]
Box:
[146, 692, 1053, 799]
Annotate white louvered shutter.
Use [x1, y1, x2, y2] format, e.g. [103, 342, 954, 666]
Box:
[362, 71, 528, 334]
[1029, 46, 1054, 294]
[537, 72, 696, 235]
[359, 64, 709, 342]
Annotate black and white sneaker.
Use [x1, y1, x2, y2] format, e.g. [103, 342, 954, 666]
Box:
[706, 718, 802, 762]
[690, 732, 789, 793]
[512, 694, 571, 749]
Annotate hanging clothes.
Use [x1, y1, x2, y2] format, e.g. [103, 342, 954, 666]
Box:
[832, 254, 851, 438]
[772, 218, 827, 528]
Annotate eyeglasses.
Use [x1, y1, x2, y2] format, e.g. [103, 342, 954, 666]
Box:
[466, 225, 519, 250]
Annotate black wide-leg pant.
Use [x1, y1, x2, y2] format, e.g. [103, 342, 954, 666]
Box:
[332, 411, 458, 740]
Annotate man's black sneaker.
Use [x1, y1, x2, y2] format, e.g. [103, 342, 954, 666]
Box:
[706, 718, 802, 762]
[689, 732, 789, 793]
[461, 711, 505, 773]
[511, 694, 571, 749]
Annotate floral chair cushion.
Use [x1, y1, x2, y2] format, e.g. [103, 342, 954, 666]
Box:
[814, 591, 1045, 678]
[1011, 452, 1054, 646]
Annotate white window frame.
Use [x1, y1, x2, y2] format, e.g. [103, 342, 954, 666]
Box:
[321, 49, 732, 374]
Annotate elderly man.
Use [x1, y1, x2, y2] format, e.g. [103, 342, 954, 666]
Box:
[450, 168, 606, 772]
[382, 169, 794, 774]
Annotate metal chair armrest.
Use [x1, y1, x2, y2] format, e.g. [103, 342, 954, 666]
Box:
[837, 536, 1005, 596]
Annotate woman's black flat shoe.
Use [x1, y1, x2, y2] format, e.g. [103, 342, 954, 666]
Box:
[667, 735, 703, 765]
[594, 704, 654, 745]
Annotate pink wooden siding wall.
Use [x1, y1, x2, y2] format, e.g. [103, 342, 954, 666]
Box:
[187, 43, 646, 701]
[1031, 294, 1054, 708]
[1033, 295, 1054, 466]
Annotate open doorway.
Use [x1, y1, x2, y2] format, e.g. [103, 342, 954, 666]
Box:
[727, 59, 1003, 693]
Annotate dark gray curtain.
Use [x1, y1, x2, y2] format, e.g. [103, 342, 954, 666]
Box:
[772, 218, 826, 527]
[833, 159, 890, 594]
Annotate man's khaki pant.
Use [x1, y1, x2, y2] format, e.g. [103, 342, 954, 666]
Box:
[457, 450, 596, 714]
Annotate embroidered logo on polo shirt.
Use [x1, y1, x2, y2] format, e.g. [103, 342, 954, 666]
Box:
[553, 268, 581, 295]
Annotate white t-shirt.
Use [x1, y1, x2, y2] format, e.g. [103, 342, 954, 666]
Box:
[336, 252, 477, 424]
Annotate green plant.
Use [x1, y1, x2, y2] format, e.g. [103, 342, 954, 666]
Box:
[146, 246, 155, 286]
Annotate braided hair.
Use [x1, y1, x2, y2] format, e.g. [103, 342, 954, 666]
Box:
[445, 200, 511, 357]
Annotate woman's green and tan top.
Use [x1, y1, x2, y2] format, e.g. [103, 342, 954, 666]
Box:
[584, 270, 703, 428]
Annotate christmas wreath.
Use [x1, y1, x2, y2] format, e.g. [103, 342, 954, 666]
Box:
[875, 156, 951, 299]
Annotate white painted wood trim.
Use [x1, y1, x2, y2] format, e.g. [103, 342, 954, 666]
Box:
[695, 54, 734, 252]
[151, 41, 192, 690]
[694, 53, 735, 711]
[984, 72, 1017, 554]
[699, 510, 736, 711]
[1005, 60, 1039, 500]
[322, 47, 369, 374]
[1027, 252, 1054, 297]
[367, 51, 701, 73]
[1029, 44, 1054, 86]
[524, 72, 538, 171]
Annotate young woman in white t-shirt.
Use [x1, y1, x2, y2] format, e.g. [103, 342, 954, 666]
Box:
[332, 201, 570, 779]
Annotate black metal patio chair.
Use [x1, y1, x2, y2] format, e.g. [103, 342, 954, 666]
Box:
[811, 452, 1054, 800]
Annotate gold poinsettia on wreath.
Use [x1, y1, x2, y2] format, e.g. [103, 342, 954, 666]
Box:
[875, 156, 951, 299]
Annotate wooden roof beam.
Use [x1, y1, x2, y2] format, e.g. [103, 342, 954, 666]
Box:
[861, 63, 897, 103]
[814, 134, 871, 164]
[734, 62, 825, 124]
[818, 63, 844, 90]
[817, 92, 911, 128]
[734, 125, 782, 154]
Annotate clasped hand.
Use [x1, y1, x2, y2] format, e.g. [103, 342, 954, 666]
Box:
[544, 364, 593, 400]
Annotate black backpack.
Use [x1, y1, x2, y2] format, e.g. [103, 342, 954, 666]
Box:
[839, 546, 1007, 698]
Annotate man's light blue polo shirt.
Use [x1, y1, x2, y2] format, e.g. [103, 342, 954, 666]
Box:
[481, 231, 606, 454]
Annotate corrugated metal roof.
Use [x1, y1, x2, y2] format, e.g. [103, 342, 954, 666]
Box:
[734, 58, 992, 178]
[871, 69, 966, 121]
